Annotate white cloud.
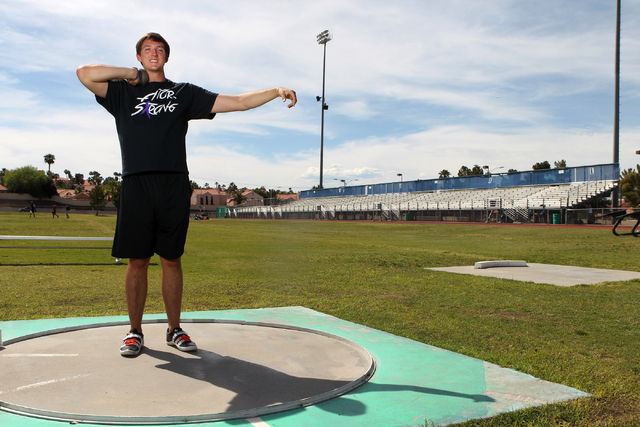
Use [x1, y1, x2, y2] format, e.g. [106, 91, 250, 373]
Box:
[306, 125, 629, 187]
[333, 101, 378, 121]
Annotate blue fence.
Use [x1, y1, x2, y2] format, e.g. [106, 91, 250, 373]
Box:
[301, 163, 619, 199]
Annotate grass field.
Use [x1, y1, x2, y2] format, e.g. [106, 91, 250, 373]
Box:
[0, 212, 639, 426]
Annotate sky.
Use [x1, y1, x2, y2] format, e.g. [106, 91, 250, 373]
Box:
[2, 0, 640, 192]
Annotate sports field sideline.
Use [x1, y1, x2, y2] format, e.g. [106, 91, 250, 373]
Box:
[0, 212, 639, 426]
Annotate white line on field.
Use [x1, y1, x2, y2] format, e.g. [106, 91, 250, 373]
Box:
[2, 354, 79, 357]
[14, 374, 89, 392]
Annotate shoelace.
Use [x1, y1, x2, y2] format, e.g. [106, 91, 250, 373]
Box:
[124, 334, 142, 346]
[173, 332, 192, 344]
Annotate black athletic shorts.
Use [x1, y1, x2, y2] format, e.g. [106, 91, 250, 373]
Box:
[112, 172, 191, 260]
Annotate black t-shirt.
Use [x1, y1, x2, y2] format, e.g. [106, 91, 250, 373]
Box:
[96, 80, 218, 176]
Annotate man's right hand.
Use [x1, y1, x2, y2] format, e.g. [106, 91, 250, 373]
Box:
[129, 68, 149, 87]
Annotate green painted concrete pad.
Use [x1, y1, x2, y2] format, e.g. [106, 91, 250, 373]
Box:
[0, 307, 590, 426]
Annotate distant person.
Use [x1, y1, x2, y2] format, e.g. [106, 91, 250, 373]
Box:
[52, 204, 59, 218]
[29, 202, 36, 218]
[77, 32, 296, 357]
[66, 205, 70, 219]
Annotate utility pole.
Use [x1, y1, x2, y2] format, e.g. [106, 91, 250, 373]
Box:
[613, 0, 621, 207]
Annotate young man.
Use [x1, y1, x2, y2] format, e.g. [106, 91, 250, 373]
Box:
[77, 33, 297, 357]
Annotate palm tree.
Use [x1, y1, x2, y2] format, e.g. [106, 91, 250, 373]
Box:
[438, 169, 451, 179]
[229, 188, 246, 206]
[458, 166, 472, 177]
[44, 154, 55, 173]
[88, 171, 103, 185]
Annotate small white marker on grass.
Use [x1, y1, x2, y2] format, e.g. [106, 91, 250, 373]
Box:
[474, 260, 528, 269]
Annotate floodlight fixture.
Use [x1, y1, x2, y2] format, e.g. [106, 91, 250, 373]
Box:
[317, 30, 332, 44]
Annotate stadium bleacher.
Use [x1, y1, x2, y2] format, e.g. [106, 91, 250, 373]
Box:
[229, 164, 620, 224]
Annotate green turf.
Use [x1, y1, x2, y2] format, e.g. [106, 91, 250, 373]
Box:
[0, 213, 638, 426]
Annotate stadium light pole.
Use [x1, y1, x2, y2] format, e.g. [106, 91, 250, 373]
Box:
[317, 30, 332, 189]
[613, 0, 621, 207]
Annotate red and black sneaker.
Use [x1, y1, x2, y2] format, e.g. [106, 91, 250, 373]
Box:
[166, 327, 197, 352]
[120, 329, 144, 357]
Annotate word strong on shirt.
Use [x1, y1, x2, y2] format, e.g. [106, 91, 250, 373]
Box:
[132, 88, 179, 118]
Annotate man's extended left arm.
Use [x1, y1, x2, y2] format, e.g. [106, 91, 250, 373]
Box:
[211, 87, 297, 113]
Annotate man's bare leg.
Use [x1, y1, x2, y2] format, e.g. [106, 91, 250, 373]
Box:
[161, 256, 196, 351]
[125, 257, 151, 332]
[160, 256, 183, 331]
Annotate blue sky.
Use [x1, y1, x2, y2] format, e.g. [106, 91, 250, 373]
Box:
[1, 0, 640, 191]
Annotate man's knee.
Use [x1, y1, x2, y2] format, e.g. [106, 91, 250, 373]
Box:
[160, 256, 182, 271]
[160, 257, 183, 285]
[128, 257, 151, 271]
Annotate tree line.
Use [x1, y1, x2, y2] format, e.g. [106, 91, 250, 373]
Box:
[190, 180, 296, 206]
[437, 159, 568, 178]
[0, 163, 122, 214]
[0, 154, 297, 213]
[4, 154, 640, 209]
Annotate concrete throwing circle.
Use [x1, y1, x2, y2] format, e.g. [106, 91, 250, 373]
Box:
[0, 319, 375, 424]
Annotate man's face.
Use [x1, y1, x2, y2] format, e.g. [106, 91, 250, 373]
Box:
[136, 39, 168, 72]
